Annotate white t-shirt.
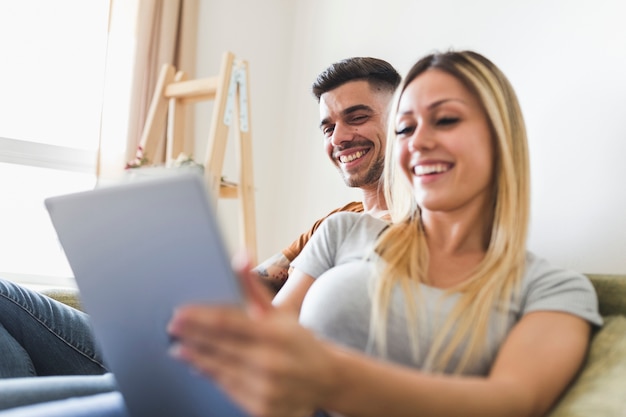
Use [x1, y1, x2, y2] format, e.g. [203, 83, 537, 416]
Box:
[292, 212, 603, 376]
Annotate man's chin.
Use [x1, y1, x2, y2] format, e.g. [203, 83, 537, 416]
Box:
[342, 175, 363, 188]
[337, 156, 383, 189]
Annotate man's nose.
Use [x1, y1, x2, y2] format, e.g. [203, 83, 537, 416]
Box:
[330, 123, 354, 147]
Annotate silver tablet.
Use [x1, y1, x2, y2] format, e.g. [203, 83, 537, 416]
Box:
[45, 172, 248, 417]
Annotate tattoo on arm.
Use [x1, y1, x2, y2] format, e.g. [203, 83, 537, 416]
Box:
[253, 252, 291, 278]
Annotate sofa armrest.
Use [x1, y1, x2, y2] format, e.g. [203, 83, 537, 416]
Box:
[40, 288, 83, 311]
[586, 274, 626, 317]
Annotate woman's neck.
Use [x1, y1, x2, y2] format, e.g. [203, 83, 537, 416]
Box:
[421, 196, 492, 256]
[420, 203, 492, 288]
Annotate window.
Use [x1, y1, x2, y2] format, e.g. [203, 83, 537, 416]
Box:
[0, 1, 110, 287]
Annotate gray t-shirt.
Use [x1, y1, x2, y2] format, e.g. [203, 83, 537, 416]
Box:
[292, 212, 603, 376]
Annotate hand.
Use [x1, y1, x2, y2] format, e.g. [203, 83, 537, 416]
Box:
[167, 252, 337, 417]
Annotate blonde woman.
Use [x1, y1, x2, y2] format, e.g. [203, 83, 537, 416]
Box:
[167, 50, 602, 417]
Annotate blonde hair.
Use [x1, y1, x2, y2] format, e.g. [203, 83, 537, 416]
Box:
[370, 51, 530, 373]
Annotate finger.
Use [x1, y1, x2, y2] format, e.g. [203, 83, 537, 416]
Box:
[172, 341, 301, 417]
[168, 305, 258, 343]
[232, 250, 274, 317]
[171, 325, 322, 417]
[171, 337, 269, 401]
[172, 324, 272, 375]
[170, 341, 259, 405]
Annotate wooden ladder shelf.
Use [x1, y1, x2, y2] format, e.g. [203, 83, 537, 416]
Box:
[137, 51, 257, 263]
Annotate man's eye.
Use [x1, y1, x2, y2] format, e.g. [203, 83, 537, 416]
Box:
[349, 115, 369, 124]
[322, 126, 334, 136]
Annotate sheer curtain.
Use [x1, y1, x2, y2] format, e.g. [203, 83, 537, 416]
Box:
[97, 0, 198, 180]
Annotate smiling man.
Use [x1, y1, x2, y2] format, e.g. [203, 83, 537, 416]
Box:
[255, 57, 401, 292]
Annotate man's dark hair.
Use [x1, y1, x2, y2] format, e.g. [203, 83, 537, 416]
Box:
[312, 57, 401, 101]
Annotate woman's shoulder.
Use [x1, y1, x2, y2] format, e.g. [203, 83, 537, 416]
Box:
[520, 251, 602, 326]
[523, 252, 590, 286]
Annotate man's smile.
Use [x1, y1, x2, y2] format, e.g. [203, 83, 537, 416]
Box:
[338, 149, 369, 164]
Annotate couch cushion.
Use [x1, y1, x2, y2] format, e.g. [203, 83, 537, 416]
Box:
[40, 288, 82, 311]
[548, 315, 626, 416]
[586, 274, 626, 317]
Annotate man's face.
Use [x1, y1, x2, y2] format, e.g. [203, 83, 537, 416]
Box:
[319, 80, 391, 189]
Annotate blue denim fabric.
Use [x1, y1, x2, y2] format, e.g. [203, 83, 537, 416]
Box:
[0, 279, 330, 416]
[0, 391, 327, 417]
[0, 374, 118, 411]
[0, 392, 128, 417]
[0, 279, 107, 377]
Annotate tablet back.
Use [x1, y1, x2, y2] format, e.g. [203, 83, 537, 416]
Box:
[45, 172, 248, 417]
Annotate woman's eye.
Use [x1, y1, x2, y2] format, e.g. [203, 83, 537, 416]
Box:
[395, 126, 414, 136]
[436, 117, 459, 126]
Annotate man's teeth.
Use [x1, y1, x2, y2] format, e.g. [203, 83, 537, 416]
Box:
[414, 163, 450, 176]
[339, 150, 366, 163]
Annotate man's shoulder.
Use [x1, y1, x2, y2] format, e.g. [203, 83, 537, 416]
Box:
[323, 211, 388, 236]
[328, 201, 364, 215]
[280, 202, 364, 262]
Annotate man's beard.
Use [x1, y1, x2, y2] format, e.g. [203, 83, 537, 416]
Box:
[341, 155, 384, 188]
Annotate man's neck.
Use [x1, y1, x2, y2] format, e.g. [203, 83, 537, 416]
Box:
[360, 185, 388, 220]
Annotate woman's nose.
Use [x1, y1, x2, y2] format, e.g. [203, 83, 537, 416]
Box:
[408, 126, 435, 151]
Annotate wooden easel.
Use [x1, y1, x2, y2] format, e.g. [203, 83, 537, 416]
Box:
[137, 51, 257, 263]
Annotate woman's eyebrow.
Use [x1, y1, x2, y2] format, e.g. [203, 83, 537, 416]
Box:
[398, 97, 467, 116]
[427, 97, 467, 109]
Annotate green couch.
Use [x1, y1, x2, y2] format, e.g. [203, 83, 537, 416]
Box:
[547, 274, 626, 416]
[44, 273, 626, 416]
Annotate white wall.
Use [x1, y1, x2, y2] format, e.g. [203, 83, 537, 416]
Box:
[193, 0, 296, 260]
[197, 0, 626, 274]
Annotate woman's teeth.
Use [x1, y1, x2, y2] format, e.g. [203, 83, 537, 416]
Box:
[414, 163, 450, 176]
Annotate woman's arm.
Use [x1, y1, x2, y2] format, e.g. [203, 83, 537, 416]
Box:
[169, 303, 590, 417]
[271, 268, 315, 315]
[321, 311, 590, 417]
[236, 250, 315, 316]
[169, 259, 592, 417]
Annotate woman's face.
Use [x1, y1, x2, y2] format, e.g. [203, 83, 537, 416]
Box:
[395, 69, 495, 216]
